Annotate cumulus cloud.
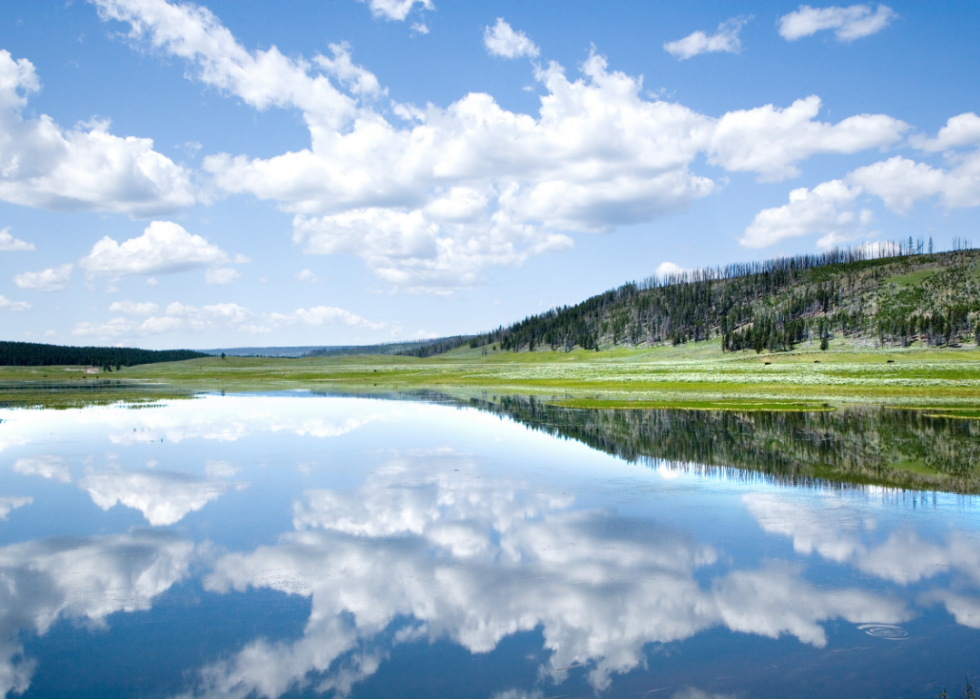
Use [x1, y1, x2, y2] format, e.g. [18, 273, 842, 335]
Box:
[91, 0, 908, 291]
[12, 455, 72, 483]
[484, 19, 540, 59]
[205, 266, 242, 284]
[73, 301, 261, 339]
[848, 156, 949, 213]
[79, 221, 229, 277]
[0, 50, 194, 217]
[0, 295, 30, 311]
[741, 179, 869, 248]
[293, 269, 320, 283]
[745, 148, 980, 247]
[0, 496, 32, 521]
[655, 261, 688, 278]
[13, 263, 73, 292]
[664, 17, 749, 60]
[359, 0, 432, 22]
[0, 227, 33, 251]
[910, 113, 980, 153]
[80, 469, 247, 525]
[73, 299, 383, 340]
[710, 96, 907, 181]
[778, 4, 896, 42]
[292, 205, 573, 292]
[268, 305, 385, 330]
[108, 300, 160, 315]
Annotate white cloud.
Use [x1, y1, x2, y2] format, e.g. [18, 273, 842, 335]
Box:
[746, 150, 980, 248]
[13, 263, 73, 292]
[293, 268, 320, 283]
[293, 205, 573, 293]
[268, 305, 385, 330]
[741, 179, 868, 248]
[73, 300, 384, 340]
[778, 4, 896, 42]
[80, 468, 247, 525]
[664, 17, 748, 60]
[108, 300, 160, 315]
[313, 42, 385, 98]
[655, 261, 687, 278]
[92, 0, 910, 291]
[205, 266, 242, 284]
[410, 22, 429, 35]
[710, 96, 907, 181]
[0, 227, 34, 251]
[848, 156, 947, 213]
[0, 496, 32, 521]
[79, 221, 229, 277]
[12, 455, 72, 483]
[359, 0, 432, 22]
[0, 295, 30, 311]
[146, 277, 160, 287]
[910, 113, 980, 153]
[849, 151, 980, 213]
[0, 51, 195, 217]
[483, 19, 540, 59]
[73, 301, 262, 339]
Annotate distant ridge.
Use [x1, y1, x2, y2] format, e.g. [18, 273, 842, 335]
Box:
[205, 337, 474, 359]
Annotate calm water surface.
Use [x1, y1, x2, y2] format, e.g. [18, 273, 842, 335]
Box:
[1, 393, 978, 698]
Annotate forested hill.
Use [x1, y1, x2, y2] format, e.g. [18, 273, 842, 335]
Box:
[467, 243, 980, 354]
[0, 342, 207, 368]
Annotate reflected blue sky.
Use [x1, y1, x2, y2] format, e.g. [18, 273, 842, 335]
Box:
[0, 394, 978, 698]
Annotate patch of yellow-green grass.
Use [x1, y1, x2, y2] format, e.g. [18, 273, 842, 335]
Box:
[3, 341, 980, 410]
[547, 398, 835, 412]
[920, 409, 980, 420]
[887, 267, 940, 287]
[891, 458, 942, 476]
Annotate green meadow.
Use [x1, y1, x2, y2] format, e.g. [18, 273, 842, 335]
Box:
[4, 338, 980, 413]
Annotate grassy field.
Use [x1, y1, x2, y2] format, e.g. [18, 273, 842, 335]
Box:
[4, 338, 980, 412]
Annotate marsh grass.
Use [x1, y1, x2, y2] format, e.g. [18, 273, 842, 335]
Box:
[2, 341, 980, 411]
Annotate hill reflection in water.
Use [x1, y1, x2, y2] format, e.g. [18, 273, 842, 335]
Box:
[436, 394, 980, 494]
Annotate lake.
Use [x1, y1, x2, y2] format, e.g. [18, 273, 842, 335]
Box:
[1, 392, 978, 698]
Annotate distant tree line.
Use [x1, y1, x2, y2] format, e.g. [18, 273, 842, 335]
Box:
[0, 341, 207, 368]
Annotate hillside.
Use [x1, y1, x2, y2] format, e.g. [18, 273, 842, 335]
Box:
[467, 245, 980, 354]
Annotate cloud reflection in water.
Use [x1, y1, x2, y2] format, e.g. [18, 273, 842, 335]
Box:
[181, 450, 911, 698]
[0, 530, 195, 696]
[80, 469, 249, 526]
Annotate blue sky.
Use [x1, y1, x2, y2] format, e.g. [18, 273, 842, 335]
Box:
[0, 0, 978, 349]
